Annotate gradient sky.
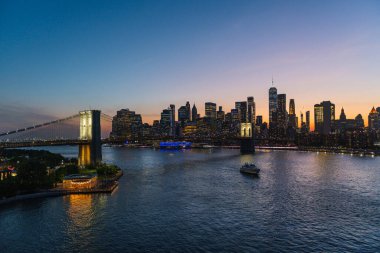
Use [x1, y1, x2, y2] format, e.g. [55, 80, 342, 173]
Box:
[1, 0, 380, 131]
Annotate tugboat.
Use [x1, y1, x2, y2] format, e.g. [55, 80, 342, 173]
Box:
[240, 163, 260, 176]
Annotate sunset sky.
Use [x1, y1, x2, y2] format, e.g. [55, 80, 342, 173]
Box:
[1, 0, 379, 131]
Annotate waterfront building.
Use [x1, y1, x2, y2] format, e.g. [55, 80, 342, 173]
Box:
[63, 174, 98, 189]
[368, 107, 380, 129]
[111, 109, 142, 140]
[205, 102, 217, 119]
[269, 86, 277, 126]
[314, 101, 335, 135]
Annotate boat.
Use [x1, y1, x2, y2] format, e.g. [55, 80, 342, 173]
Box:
[240, 163, 260, 176]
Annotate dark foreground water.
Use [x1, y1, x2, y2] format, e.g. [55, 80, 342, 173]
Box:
[1, 147, 380, 252]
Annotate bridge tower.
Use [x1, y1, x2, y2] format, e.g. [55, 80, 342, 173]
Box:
[240, 123, 255, 154]
[78, 110, 102, 166]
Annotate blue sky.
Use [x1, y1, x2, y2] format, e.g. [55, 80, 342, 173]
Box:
[1, 0, 380, 130]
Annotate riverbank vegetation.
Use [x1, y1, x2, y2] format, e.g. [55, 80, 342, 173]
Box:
[0, 149, 121, 198]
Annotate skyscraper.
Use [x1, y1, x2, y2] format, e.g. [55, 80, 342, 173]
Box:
[247, 96, 255, 125]
[277, 94, 287, 130]
[288, 99, 296, 128]
[269, 87, 277, 126]
[186, 101, 191, 121]
[111, 109, 142, 140]
[368, 107, 380, 129]
[160, 107, 173, 136]
[192, 104, 198, 122]
[205, 102, 217, 119]
[178, 106, 189, 124]
[289, 99, 295, 115]
[355, 114, 364, 128]
[170, 104, 175, 136]
[314, 101, 335, 134]
[306, 111, 310, 132]
[217, 106, 225, 121]
[235, 101, 247, 122]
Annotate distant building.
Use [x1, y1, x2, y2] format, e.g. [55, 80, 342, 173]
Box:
[170, 104, 176, 136]
[160, 107, 174, 136]
[205, 102, 217, 119]
[288, 99, 297, 128]
[334, 108, 356, 133]
[247, 96, 255, 125]
[306, 111, 310, 132]
[111, 109, 142, 140]
[277, 94, 287, 130]
[217, 106, 225, 121]
[235, 101, 247, 122]
[368, 107, 380, 129]
[314, 101, 335, 135]
[256, 115, 263, 126]
[231, 109, 239, 122]
[192, 104, 198, 122]
[355, 114, 364, 128]
[269, 86, 277, 126]
[186, 101, 191, 121]
[178, 106, 190, 124]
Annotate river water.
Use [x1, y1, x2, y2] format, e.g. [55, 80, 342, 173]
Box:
[0, 146, 379, 252]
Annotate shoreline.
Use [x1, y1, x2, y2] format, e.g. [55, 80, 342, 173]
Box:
[106, 144, 380, 156]
[0, 170, 123, 206]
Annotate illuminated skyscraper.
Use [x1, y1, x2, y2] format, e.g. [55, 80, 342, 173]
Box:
[205, 102, 217, 119]
[288, 99, 297, 128]
[314, 101, 335, 134]
[269, 87, 277, 126]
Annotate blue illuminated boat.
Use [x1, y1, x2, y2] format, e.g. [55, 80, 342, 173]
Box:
[159, 141, 192, 150]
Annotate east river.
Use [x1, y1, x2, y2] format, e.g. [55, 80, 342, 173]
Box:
[1, 146, 379, 252]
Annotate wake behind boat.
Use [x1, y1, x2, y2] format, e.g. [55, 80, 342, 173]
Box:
[240, 163, 260, 176]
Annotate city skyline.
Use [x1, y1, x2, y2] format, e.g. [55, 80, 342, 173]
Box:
[1, 0, 380, 130]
